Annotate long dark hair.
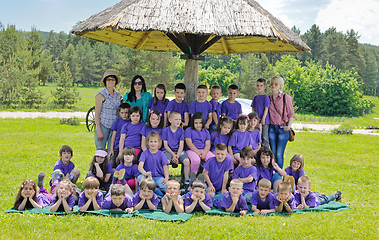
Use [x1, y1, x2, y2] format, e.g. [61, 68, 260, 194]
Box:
[90, 150, 109, 176]
[153, 84, 168, 105]
[256, 146, 274, 169]
[14, 179, 37, 208]
[215, 116, 234, 138]
[126, 75, 147, 103]
[146, 110, 164, 128]
[189, 112, 205, 130]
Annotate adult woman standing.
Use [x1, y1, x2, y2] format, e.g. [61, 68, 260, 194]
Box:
[95, 70, 123, 151]
[123, 75, 152, 123]
[268, 76, 295, 169]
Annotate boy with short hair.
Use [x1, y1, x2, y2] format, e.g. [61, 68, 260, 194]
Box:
[184, 180, 213, 213]
[295, 176, 341, 209]
[78, 177, 103, 211]
[202, 143, 233, 198]
[274, 182, 296, 213]
[189, 85, 213, 129]
[166, 83, 189, 127]
[209, 85, 222, 131]
[51, 145, 80, 185]
[162, 180, 184, 213]
[133, 178, 160, 210]
[250, 178, 276, 215]
[251, 78, 270, 147]
[232, 146, 258, 202]
[221, 84, 242, 120]
[109, 102, 131, 168]
[162, 111, 191, 189]
[101, 184, 133, 213]
[214, 179, 248, 215]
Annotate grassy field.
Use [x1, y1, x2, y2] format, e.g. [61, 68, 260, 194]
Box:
[0, 118, 378, 239]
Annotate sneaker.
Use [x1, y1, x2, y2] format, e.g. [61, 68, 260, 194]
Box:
[188, 172, 196, 185]
[197, 173, 205, 182]
[183, 178, 191, 191]
[37, 171, 45, 188]
[335, 190, 342, 201]
[51, 169, 63, 183]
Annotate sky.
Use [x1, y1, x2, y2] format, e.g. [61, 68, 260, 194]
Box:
[0, 0, 378, 45]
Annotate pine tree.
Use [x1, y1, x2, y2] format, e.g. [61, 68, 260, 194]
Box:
[52, 63, 80, 108]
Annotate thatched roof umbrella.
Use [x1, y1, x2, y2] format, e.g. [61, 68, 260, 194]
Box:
[71, 0, 310, 103]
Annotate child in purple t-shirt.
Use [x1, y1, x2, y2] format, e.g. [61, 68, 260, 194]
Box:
[228, 115, 253, 165]
[285, 154, 305, 186]
[113, 147, 140, 195]
[250, 179, 275, 215]
[141, 110, 164, 151]
[184, 180, 213, 213]
[189, 85, 213, 129]
[273, 182, 296, 213]
[148, 84, 170, 128]
[86, 150, 112, 191]
[209, 85, 222, 131]
[214, 179, 248, 215]
[251, 78, 270, 147]
[101, 184, 133, 213]
[221, 84, 242, 120]
[109, 102, 130, 168]
[14, 179, 51, 211]
[185, 112, 215, 174]
[247, 112, 262, 156]
[51, 145, 80, 185]
[203, 143, 233, 198]
[133, 178, 159, 210]
[50, 180, 76, 212]
[210, 116, 234, 153]
[78, 177, 103, 211]
[166, 83, 189, 128]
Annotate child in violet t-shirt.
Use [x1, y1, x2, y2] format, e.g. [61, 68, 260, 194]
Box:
[228, 115, 253, 165]
[251, 78, 270, 147]
[189, 85, 213, 129]
[118, 106, 145, 159]
[285, 154, 305, 186]
[51, 145, 80, 185]
[78, 177, 103, 211]
[166, 83, 189, 128]
[86, 150, 112, 192]
[184, 180, 213, 213]
[273, 182, 296, 213]
[50, 180, 76, 212]
[209, 85, 222, 132]
[14, 179, 51, 211]
[133, 178, 159, 210]
[221, 84, 242, 120]
[247, 112, 262, 156]
[113, 147, 140, 195]
[140, 110, 164, 152]
[102, 184, 133, 213]
[250, 179, 275, 215]
[109, 102, 130, 168]
[147, 84, 170, 128]
[210, 116, 234, 152]
[214, 179, 248, 215]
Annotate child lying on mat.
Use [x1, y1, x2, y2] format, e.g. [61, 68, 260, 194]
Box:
[250, 178, 275, 215]
[102, 184, 133, 213]
[214, 179, 248, 215]
[184, 180, 213, 213]
[161, 180, 184, 213]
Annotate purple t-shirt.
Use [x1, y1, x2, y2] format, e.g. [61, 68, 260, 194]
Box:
[166, 99, 189, 122]
[248, 129, 262, 150]
[257, 166, 275, 182]
[121, 121, 145, 149]
[162, 126, 185, 152]
[251, 94, 270, 124]
[209, 99, 221, 122]
[87, 162, 112, 177]
[215, 192, 248, 212]
[114, 163, 140, 182]
[101, 195, 133, 210]
[185, 128, 210, 150]
[229, 130, 253, 153]
[221, 100, 242, 120]
[183, 192, 213, 211]
[50, 195, 75, 212]
[189, 100, 213, 122]
[250, 191, 275, 210]
[285, 167, 305, 185]
[132, 191, 159, 209]
[232, 165, 258, 193]
[111, 117, 129, 149]
[139, 150, 169, 178]
[273, 193, 296, 211]
[53, 159, 75, 175]
[293, 190, 320, 208]
[140, 126, 163, 138]
[78, 191, 104, 210]
[210, 131, 230, 152]
[202, 157, 233, 191]
[147, 98, 170, 115]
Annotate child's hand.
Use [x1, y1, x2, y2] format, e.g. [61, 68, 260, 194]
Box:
[85, 191, 91, 199]
[162, 177, 169, 185]
[204, 123, 210, 129]
[231, 195, 239, 203]
[199, 151, 206, 160]
[125, 207, 133, 214]
[166, 193, 173, 200]
[91, 191, 98, 199]
[172, 155, 179, 164]
[297, 204, 304, 209]
[199, 194, 205, 202]
[276, 195, 285, 203]
[253, 210, 260, 215]
[191, 194, 198, 202]
[260, 210, 270, 215]
[146, 192, 153, 200]
[221, 188, 228, 194]
[118, 153, 123, 161]
[21, 190, 27, 198]
[246, 175, 254, 182]
[94, 162, 99, 168]
[207, 185, 215, 194]
[240, 210, 247, 215]
[139, 192, 145, 200]
[108, 149, 114, 158]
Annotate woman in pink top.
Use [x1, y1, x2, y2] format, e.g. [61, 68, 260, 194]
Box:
[268, 76, 295, 169]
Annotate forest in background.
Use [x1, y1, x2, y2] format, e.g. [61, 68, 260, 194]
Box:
[0, 22, 377, 116]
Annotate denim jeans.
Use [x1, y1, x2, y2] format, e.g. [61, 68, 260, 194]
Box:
[315, 192, 336, 205]
[261, 124, 270, 147]
[95, 123, 113, 152]
[269, 125, 290, 169]
[137, 175, 166, 197]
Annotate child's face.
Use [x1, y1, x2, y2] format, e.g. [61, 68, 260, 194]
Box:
[130, 112, 140, 124]
[214, 149, 227, 162]
[258, 186, 271, 199]
[123, 154, 134, 164]
[60, 151, 72, 165]
[165, 183, 180, 195]
[95, 156, 105, 164]
[196, 88, 208, 101]
[256, 82, 266, 94]
[169, 113, 181, 127]
[278, 190, 291, 201]
[119, 108, 129, 120]
[148, 136, 160, 150]
[84, 187, 98, 197]
[150, 114, 161, 128]
[261, 154, 271, 168]
[140, 188, 154, 199]
[194, 119, 203, 131]
[111, 194, 125, 207]
[220, 123, 233, 135]
[229, 184, 243, 195]
[291, 160, 301, 172]
[191, 187, 206, 199]
[57, 184, 71, 198]
[238, 121, 248, 131]
[211, 88, 222, 100]
[241, 156, 253, 168]
[174, 89, 186, 100]
[22, 183, 35, 198]
[298, 182, 310, 196]
[248, 118, 259, 129]
[227, 89, 239, 101]
[155, 87, 165, 100]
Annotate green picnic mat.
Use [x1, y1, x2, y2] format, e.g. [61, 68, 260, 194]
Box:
[133, 209, 194, 222]
[5, 205, 80, 215]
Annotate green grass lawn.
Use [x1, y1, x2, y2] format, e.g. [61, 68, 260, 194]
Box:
[0, 118, 378, 239]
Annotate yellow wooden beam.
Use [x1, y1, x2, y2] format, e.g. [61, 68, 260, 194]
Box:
[221, 37, 229, 55]
[134, 32, 152, 50]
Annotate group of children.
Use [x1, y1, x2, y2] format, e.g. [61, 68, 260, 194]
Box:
[14, 80, 341, 215]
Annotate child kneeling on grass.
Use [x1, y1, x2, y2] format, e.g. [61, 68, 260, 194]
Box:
[184, 180, 213, 213]
[162, 180, 184, 213]
[273, 182, 296, 213]
[102, 184, 133, 213]
[214, 179, 248, 215]
[133, 178, 160, 210]
[250, 178, 275, 215]
[295, 176, 341, 209]
[78, 177, 103, 211]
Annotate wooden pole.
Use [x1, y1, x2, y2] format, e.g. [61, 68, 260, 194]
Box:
[184, 59, 199, 105]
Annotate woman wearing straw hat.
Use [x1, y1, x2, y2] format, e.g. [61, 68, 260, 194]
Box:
[95, 70, 123, 152]
[123, 75, 152, 123]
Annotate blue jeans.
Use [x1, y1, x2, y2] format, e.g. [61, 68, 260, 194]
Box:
[315, 192, 336, 205]
[137, 175, 166, 197]
[269, 125, 290, 169]
[95, 123, 113, 152]
[262, 124, 270, 147]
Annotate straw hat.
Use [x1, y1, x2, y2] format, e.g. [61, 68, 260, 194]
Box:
[101, 69, 120, 86]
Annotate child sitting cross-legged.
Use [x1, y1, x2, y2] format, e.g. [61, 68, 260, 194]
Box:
[78, 177, 103, 211]
[102, 184, 133, 213]
[113, 147, 140, 196]
[273, 182, 296, 213]
[214, 179, 248, 215]
[295, 176, 341, 209]
[161, 180, 184, 213]
[250, 179, 275, 215]
[184, 180, 213, 213]
[133, 178, 160, 210]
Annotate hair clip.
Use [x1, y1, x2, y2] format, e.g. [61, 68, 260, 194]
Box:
[238, 115, 250, 120]
[151, 110, 162, 117]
